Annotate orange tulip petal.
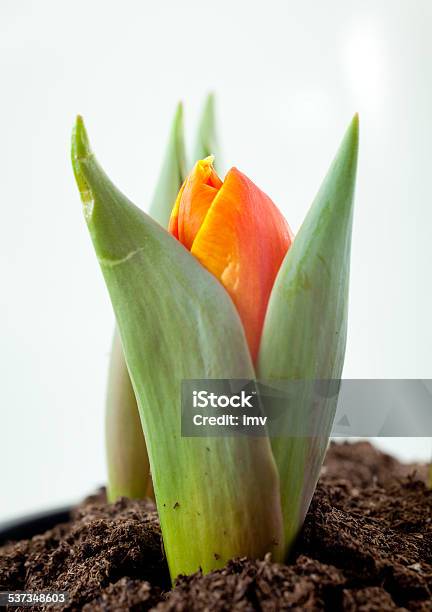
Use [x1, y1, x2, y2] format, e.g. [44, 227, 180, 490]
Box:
[190, 167, 293, 362]
[168, 157, 222, 250]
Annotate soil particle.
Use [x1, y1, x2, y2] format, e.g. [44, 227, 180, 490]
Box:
[0, 442, 430, 611]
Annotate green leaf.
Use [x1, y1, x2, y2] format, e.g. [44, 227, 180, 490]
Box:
[193, 93, 222, 172]
[105, 103, 187, 502]
[71, 116, 284, 580]
[105, 328, 150, 501]
[258, 115, 359, 555]
[149, 102, 187, 226]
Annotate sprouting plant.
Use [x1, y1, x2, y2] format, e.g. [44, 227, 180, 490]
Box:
[71, 100, 358, 582]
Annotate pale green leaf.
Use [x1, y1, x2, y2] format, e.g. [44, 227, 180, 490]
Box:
[149, 102, 187, 226]
[258, 115, 359, 554]
[105, 328, 150, 501]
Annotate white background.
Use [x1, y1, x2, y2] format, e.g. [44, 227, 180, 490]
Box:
[1, 0, 431, 522]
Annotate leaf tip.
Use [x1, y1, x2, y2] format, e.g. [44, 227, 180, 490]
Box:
[346, 113, 360, 156]
[174, 101, 184, 123]
[174, 102, 185, 141]
[334, 114, 359, 183]
[72, 115, 92, 163]
[204, 91, 216, 111]
[350, 112, 359, 142]
[71, 115, 94, 217]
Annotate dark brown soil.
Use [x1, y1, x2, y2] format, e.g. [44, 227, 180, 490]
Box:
[0, 442, 430, 611]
